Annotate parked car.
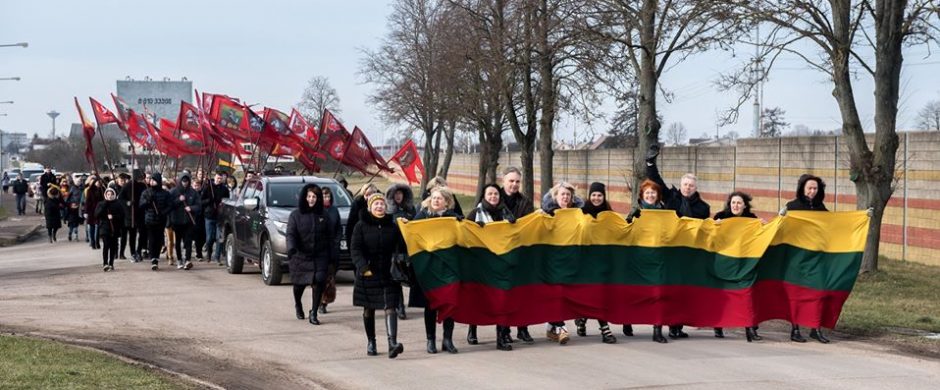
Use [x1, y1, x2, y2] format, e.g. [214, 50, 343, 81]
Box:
[219, 175, 354, 285]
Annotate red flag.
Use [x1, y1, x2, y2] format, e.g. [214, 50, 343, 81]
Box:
[318, 109, 347, 140]
[177, 101, 204, 140]
[209, 95, 250, 140]
[341, 127, 392, 174]
[125, 110, 157, 149]
[289, 108, 318, 143]
[390, 139, 425, 185]
[110, 93, 132, 126]
[75, 97, 96, 164]
[89, 97, 119, 127]
[263, 108, 291, 137]
[321, 127, 350, 162]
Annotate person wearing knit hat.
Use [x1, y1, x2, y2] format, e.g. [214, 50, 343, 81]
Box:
[96, 187, 125, 271]
[351, 191, 406, 358]
[576, 181, 617, 344]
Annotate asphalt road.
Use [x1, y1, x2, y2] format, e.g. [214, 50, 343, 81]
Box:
[1, 235, 939, 390]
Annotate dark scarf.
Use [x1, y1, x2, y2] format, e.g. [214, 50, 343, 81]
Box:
[581, 201, 611, 218]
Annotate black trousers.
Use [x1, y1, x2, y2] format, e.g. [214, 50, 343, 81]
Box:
[146, 224, 164, 261]
[101, 234, 118, 267]
[138, 225, 149, 256]
[192, 217, 206, 258]
[173, 224, 193, 262]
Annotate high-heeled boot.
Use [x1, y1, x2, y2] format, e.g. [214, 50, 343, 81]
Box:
[652, 325, 668, 343]
[466, 325, 478, 345]
[386, 313, 404, 359]
[364, 314, 378, 356]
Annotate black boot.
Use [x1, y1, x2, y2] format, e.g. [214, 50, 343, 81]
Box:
[309, 310, 320, 325]
[386, 314, 404, 359]
[466, 325, 478, 345]
[442, 319, 458, 353]
[668, 325, 689, 339]
[496, 326, 512, 351]
[575, 318, 587, 337]
[745, 327, 756, 342]
[319, 304, 328, 314]
[750, 326, 763, 341]
[790, 324, 807, 343]
[714, 328, 724, 338]
[809, 328, 830, 344]
[600, 324, 617, 344]
[295, 304, 305, 320]
[652, 326, 668, 343]
[364, 314, 378, 356]
[623, 324, 634, 337]
[426, 337, 438, 354]
[397, 301, 407, 320]
[517, 327, 534, 343]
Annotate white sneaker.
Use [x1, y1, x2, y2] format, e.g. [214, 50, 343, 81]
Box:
[177, 263, 184, 270]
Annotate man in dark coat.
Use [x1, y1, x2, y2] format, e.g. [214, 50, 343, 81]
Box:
[286, 184, 338, 325]
[11, 176, 29, 215]
[169, 174, 201, 269]
[121, 170, 147, 262]
[351, 193, 406, 358]
[39, 167, 55, 207]
[202, 172, 230, 264]
[140, 172, 172, 271]
[645, 144, 710, 339]
[498, 167, 536, 343]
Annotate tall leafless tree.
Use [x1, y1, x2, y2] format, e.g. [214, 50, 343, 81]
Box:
[725, 0, 939, 273]
[664, 122, 688, 145]
[916, 99, 940, 130]
[760, 107, 788, 137]
[297, 75, 341, 126]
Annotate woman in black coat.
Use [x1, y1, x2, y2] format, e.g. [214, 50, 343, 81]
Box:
[317, 186, 344, 315]
[286, 184, 337, 325]
[465, 184, 516, 351]
[43, 187, 64, 243]
[351, 193, 406, 358]
[575, 182, 618, 345]
[781, 174, 831, 344]
[410, 187, 463, 354]
[713, 191, 762, 341]
[386, 183, 416, 320]
[95, 187, 125, 272]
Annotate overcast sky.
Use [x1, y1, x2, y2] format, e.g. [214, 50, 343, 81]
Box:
[2, 0, 938, 145]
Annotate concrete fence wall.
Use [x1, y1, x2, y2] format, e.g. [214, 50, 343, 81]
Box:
[386, 131, 940, 266]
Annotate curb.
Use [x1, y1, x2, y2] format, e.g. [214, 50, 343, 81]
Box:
[0, 224, 43, 247]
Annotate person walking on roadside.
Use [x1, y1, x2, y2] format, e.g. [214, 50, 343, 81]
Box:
[141, 172, 172, 271]
[12, 175, 28, 216]
[96, 188, 125, 272]
[499, 167, 537, 343]
[351, 193, 406, 359]
[84, 176, 105, 250]
[318, 186, 343, 314]
[286, 184, 338, 325]
[43, 187, 64, 243]
[66, 177, 84, 241]
[1, 172, 9, 194]
[191, 178, 207, 261]
[202, 172, 230, 265]
[386, 183, 416, 320]
[168, 174, 201, 270]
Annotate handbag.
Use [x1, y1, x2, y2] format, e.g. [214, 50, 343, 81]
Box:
[389, 252, 415, 286]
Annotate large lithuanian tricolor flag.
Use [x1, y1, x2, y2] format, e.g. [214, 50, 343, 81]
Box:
[399, 209, 869, 328]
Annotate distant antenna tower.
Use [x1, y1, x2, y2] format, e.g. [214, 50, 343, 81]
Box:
[47, 110, 60, 138]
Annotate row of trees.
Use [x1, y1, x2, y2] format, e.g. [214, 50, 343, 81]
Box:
[362, 0, 939, 273]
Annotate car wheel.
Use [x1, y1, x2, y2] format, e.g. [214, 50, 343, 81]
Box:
[226, 232, 244, 274]
[260, 239, 282, 285]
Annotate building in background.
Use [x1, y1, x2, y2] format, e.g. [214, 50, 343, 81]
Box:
[116, 77, 193, 121]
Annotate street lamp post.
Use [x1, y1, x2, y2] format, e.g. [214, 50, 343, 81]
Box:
[0, 42, 28, 48]
[0, 77, 21, 81]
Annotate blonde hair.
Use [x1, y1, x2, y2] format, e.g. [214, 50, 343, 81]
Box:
[421, 187, 454, 211]
[427, 176, 448, 191]
[551, 181, 576, 201]
[359, 183, 380, 197]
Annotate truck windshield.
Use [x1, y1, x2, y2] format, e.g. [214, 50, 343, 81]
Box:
[267, 183, 352, 208]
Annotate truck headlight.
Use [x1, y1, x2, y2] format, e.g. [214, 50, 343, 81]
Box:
[272, 221, 287, 234]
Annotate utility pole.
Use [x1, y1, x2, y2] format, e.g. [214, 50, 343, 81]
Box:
[751, 25, 764, 138]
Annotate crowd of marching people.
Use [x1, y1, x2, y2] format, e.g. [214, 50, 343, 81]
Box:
[24, 166, 238, 273]
[286, 144, 842, 360]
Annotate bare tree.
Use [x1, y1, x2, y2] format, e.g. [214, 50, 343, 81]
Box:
[725, 0, 939, 273]
[586, 1, 746, 193]
[760, 107, 788, 137]
[664, 122, 688, 145]
[916, 99, 940, 130]
[297, 75, 341, 126]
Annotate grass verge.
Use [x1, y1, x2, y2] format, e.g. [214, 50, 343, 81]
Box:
[0, 334, 195, 390]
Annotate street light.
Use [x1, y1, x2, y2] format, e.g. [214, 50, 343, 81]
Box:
[0, 42, 28, 48]
[0, 77, 21, 81]
[0, 101, 13, 104]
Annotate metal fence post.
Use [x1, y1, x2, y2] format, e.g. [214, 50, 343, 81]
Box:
[834, 135, 839, 210]
[903, 132, 909, 261]
[777, 137, 783, 210]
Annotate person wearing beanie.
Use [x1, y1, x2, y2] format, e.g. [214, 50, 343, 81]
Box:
[140, 172, 172, 271]
[575, 181, 617, 344]
[96, 188, 125, 271]
[351, 193, 406, 358]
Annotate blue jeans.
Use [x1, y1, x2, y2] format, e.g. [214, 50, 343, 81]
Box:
[15, 193, 26, 215]
[87, 224, 98, 247]
[205, 219, 221, 261]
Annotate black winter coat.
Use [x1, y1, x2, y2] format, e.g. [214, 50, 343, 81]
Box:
[502, 190, 535, 219]
[11, 179, 28, 195]
[119, 180, 146, 228]
[713, 210, 758, 220]
[201, 183, 230, 220]
[169, 185, 201, 226]
[408, 208, 461, 308]
[95, 199, 125, 237]
[44, 195, 64, 229]
[785, 174, 828, 211]
[286, 210, 337, 285]
[350, 211, 404, 310]
[140, 186, 172, 228]
[646, 163, 710, 219]
[346, 195, 367, 244]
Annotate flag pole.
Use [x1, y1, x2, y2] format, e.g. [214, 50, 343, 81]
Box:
[95, 125, 117, 178]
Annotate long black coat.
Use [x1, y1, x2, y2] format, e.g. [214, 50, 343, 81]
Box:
[407, 209, 462, 308]
[168, 184, 201, 226]
[351, 211, 404, 310]
[44, 195, 64, 229]
[95, 199, 125, 237]
[286, 208, 338, 285]
[119, 180, 146, 228]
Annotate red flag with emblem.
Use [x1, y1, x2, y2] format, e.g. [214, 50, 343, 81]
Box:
[390, 139, 425, 184]
[341, 127, 391, 174]
[177, 101, 204, 142]
[321, 127, 350, 162]
[318, 109, 347, 140]
[89, 97, 120, 127]
[289, 108, 318, 143]
[110, 94, 132, 126]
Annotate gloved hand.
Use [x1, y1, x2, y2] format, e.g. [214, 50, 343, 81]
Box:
[476, 220, 486, 228]
[646, 144, 661, 165]
[778, 207, 787, 216]
[626, 209, 641, 223]
[866, 207, 874, 217]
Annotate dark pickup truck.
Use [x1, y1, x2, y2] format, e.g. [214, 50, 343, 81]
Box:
[219, 175, 354, 285]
